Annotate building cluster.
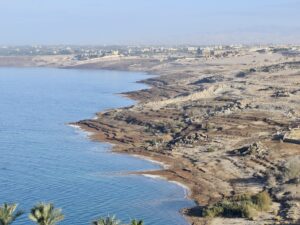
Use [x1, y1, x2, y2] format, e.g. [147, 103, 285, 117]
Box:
[1, 45, 299, 60]
[0, 45, 76, 56]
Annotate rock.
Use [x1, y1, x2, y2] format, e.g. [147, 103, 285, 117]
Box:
[272, 90, 291, 98]
[191, 75, 223, 85]
[283, 128, 300, 144]
[207, 100, 249, 116]
[231, 142, 267, 156]
[167, 131, 207, 148]
[236, 71, 247, 78]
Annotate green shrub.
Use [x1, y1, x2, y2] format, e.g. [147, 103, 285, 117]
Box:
[203, 200, 246, 218]
[206, 147, 215, 152]
[202, 204, 224, 218]
[232, 193, 252, 202]
[202, 191, 272, 219]
[221, 200, 243, 217]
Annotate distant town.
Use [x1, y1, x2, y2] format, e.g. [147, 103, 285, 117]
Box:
[1, 45, 299, 61]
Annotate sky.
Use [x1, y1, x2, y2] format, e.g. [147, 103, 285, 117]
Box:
[0, 0, 299, 45]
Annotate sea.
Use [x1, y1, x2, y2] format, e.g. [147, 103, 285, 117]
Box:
[0, 67, 195, 225]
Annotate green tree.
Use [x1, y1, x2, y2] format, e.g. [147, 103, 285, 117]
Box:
[29, 203, 64, 225]
[130, 219, 144, 225]
[0, 203, 23, 225]
[92, 215, 120, 225]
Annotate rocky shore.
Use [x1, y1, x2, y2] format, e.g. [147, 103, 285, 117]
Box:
[1, 50, 300, 225]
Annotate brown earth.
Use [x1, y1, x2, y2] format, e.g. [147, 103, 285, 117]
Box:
[1, 51, 300, 225]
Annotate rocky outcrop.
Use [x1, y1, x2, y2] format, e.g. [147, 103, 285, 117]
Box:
[283, 128, 300, 144]
[230, 142, 267, 156]
[272, 90, 291, 98]
[167, 131, 208, 148]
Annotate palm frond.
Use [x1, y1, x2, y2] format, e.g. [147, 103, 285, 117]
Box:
[0, 203, 23, 225]
[29, 203, 64, 225]
[130, 219, 144, 225]
[92, 215, 120, 225]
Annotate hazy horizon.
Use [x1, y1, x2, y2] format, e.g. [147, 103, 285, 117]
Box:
[1, 0, 300, 45]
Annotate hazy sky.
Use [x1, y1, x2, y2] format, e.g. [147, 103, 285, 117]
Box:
[0, 0, 299, 45]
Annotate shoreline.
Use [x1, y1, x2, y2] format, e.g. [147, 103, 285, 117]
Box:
[71, 68, 204, 224]
[131, 154, 170, 170]
[71, 121, 192, 200]
[141, 174, 191, 198]
[67, 73, 197, 223]
[1, 52, 300, 224]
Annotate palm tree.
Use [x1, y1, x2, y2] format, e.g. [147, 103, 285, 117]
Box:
[130, 219, 144, 225]
[0, 203, 23, 225]
[29, 203, 64, 225]
[92, 215, 120, 225]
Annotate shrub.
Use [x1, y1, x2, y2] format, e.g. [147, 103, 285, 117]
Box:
[283, 157, 300, 182]
[252, 191, 272, 211]
[206, 147, 215, 152]
[221, 200, 244, 217]
[232, 193, 252, 202]
[202, 191, 272, 219]
[202, 204, 224, 218]
[241, 204, 257, 220]
[202, 200, 249, 218]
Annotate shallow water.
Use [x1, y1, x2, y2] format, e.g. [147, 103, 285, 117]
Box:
[0, 68, 194, 225]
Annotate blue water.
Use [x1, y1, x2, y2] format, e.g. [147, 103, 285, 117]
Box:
[0, 68, 194, 225]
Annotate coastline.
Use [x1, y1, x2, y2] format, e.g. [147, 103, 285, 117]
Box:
[141, 174, 191, 198]
[1, 52, 300, 224]
[70, 121, 192, 198]
[67, 73, 197, 224]
[70, 67, 206, 225]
